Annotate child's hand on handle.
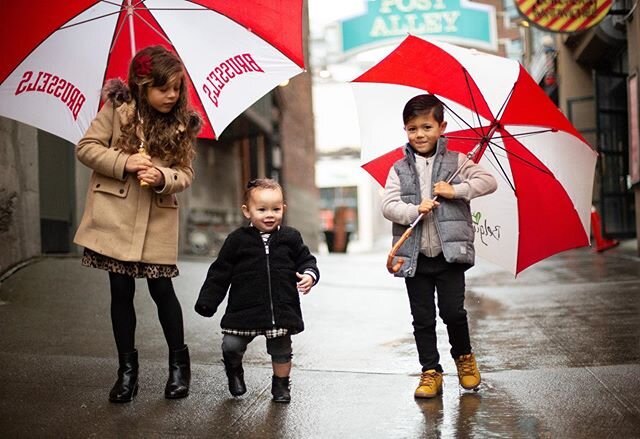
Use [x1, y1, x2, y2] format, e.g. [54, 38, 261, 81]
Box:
[137, 167, 165, 187]
[433, 181, 455, 199]
[125, 152, 153, 173]
[296, 273, 314, 294]
[418, 198, 440, 215]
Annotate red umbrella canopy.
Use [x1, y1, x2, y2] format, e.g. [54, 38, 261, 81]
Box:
[0, 0, 304, 142]
[352, 35, 597, 275]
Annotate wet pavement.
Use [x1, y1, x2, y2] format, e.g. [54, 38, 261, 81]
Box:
[0, 241, 639, 438]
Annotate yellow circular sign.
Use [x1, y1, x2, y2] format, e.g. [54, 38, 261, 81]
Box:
[515, 0, 613, 33]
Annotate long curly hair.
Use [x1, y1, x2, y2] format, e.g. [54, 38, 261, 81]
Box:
[114, 45, 201, 168]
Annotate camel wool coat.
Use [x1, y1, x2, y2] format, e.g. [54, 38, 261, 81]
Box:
[73, 99, 194, 265]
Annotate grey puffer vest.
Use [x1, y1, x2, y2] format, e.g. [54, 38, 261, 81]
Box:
[391, 140, 475, 277]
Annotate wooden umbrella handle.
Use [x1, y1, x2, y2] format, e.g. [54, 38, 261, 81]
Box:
[137, 115, 149, 188]
[386, 214, 424, 273]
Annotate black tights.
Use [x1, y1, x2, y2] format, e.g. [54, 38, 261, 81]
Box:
[108, 272, 185, 354]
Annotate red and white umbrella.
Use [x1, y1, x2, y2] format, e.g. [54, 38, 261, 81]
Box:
[0, 0, 304, 143]
[352, 35, 598, 275]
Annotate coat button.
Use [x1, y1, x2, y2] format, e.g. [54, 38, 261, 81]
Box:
[119, 189, 124, 194]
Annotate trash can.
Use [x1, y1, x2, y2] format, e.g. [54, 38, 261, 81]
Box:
[324, 230, 351, 253]
[325, 206, 351, 253]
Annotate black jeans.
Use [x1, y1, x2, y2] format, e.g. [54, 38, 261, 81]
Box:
[405, 253, 471, 372]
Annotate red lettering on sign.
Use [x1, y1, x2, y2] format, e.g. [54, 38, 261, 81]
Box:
[243, 53, 264, 73]
[13, 70, 86, 120]
[202, 84, 217, 107]
[203, 52, 265, 108]
[15, 71, 33, 94]
[227, 58, 243, 75]
[221, 62, 234, 81]
[234, 55, 251, 73]
[46, 76, 60, 94]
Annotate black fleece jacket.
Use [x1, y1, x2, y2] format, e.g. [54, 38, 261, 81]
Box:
[194, 225, 319, 333]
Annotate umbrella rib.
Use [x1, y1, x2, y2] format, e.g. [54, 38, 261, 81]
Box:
[442, 102, 487, 138]
[445, 135, 488, 141]
[57, 0, 149, 31]
[135, 7, 210, 10]
[109, 12, 130, 54]
[101, 0, 126, 7]
[59, 11, 122, 30]
[484, 143, 516, 193]
[133, 0, 212, 11]
[497, 128, 557, 139]
[447, 128, 557, 142]
[131, 10, 174, 46]
[486, 138, 554, 177]
[493, 83, 515, 122]
[462, 69, 488, 134]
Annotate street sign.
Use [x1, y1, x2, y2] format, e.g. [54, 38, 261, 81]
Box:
[339, 0, 498, 53]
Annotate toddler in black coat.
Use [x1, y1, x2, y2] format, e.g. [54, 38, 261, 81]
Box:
[195, 178, 319, 403]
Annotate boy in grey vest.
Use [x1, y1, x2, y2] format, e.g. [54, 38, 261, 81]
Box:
[381, 94, 497, 398]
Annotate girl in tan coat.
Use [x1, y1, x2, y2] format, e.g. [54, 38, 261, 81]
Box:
[74, 46, 201, 403]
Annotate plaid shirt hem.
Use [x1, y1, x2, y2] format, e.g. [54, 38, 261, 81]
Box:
[222, 328, 289, 339]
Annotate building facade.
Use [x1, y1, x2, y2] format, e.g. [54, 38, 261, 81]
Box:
[551, 0, 639, 251]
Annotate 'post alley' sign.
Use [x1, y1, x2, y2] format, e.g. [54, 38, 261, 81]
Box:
[339, 0, 497, 53]
[515, 0, 613, 33]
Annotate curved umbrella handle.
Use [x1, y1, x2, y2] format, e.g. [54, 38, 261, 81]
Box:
[386, 213, 424, 273]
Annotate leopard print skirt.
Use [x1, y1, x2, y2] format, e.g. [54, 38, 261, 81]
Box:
[81, 248, 179, 279]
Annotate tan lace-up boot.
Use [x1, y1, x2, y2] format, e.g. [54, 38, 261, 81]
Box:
[455, 353, 481, 390]
[414, 369, 443, 398]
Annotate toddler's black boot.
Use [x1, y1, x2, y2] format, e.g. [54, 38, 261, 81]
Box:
[109, 350, 139, 403]
[222, 352, 246, 396]
[271, 375, 291, 403]
[165, 345, 190, 399]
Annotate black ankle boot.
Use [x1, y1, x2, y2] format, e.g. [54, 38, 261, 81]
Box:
[222, 353, 246, 396]
[109, 350, 139, 403]
[165, 345, 190, 399]
[271, 376, 291, 403]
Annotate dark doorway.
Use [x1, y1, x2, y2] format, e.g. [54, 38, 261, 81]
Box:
[594, 72, 636, 238]
[38, 131, 75, 253]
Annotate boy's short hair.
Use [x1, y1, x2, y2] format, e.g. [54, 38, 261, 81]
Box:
[244, 178, 284, 204]
[402, 94, 444, 125]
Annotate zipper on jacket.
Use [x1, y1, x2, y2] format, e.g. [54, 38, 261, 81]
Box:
[264, 240, 276, 327]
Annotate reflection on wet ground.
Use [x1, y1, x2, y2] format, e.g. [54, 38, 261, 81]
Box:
[415, 388, 552, 439]
[0, 242, 638, 437]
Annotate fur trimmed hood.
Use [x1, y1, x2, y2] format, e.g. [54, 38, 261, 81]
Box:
[100, 78, 202, 135]
[102, 78, 131, 106]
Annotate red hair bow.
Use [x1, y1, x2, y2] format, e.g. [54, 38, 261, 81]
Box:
[134, 54, 153, 77]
